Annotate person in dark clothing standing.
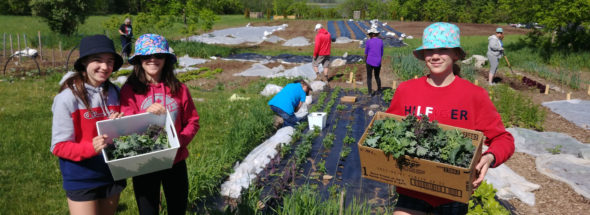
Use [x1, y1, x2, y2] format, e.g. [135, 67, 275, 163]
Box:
[118, 18, 133, 60]
[364, 28, 384, 96]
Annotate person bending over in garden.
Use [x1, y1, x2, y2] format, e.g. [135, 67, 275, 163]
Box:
[385, 22, 515, 215]
[268, 80, 312, 127]
[51, 35, 126, 215]
[120, 34, 200, 215]
[313, 23, 332, 84]
[364, 27, 384, 96]
[487, 27, 504, 85]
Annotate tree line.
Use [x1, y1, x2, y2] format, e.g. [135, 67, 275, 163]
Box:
[2, 0, 588, 51]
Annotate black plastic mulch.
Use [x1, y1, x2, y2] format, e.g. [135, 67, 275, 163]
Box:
[254, 88, 396, 211]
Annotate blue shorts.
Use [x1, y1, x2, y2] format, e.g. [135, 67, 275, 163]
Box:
[65, 180, 126, 201]
[395, 194, 468, 215]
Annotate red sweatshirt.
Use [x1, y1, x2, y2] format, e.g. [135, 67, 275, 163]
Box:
[120, 82, 200, 164]
[385, 76, 514, 207]
[313, 28, 331, 57]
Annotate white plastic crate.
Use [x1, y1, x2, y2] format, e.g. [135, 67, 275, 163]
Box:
[308, 112, 327, 131]
[97, 110, 180, 180]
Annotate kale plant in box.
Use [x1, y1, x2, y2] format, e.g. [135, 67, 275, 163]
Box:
[363, 115, 475, 168]
[105, 124, 170, 160]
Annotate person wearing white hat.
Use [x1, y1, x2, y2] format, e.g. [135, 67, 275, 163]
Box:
[364, 28, 383, 96]
[487, 27, 504, 85]
[312, 23, 332, 84]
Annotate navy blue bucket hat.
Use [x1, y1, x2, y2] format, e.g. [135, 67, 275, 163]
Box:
[74, 35, 123, 72]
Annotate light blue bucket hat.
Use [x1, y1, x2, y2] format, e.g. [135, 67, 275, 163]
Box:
[496, 27, 503, 33]
[128, 34, 177, 65]
[413, 22, 466, 61]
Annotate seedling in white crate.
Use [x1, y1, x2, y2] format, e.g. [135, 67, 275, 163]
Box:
[97, 110, 180, 180]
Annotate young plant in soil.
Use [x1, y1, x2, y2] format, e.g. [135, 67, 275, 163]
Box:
[343, 136, 356, 146]
[317, 159, 327, 175]
[105, 124, 169, 160]
[546, 145, 562, 155]
[363, 115, 475, 168]
[340, 146, 352, 160]
[468, 181, 510, 215]
[280, 143, 292, 158]
[322, 133, 335, 150]
[381, 88, 395, 103]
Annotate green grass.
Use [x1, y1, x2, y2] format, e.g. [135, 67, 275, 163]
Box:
[170, 40, 238, 58]
[0, 73, 64, 214]
[0, 72, 279, 214]
[186, 83, 275, 204]
[276, 184, 377, 214]
[0, 15, 112, 49]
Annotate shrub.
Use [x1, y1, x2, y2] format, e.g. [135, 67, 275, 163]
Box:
[490, 84, 545, 130]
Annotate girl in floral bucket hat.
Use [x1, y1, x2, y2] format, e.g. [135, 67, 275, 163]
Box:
[121, 34, 200, 214]
[385, 23, 514, 215]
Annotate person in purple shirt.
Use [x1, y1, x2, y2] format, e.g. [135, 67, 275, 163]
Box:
[365, 28, 384, 96]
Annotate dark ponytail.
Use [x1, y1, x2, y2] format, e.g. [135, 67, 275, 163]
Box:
[453, 63, 461, 77]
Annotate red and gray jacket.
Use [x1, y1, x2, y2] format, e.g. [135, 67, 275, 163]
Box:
[51, 83, 120, 191]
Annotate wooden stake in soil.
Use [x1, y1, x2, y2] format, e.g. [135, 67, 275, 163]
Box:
[338, 190, 345, 215]
[3, 33, 5, 59]
[347, 72, 353, 83]
[587, 85, 590, 96]
[9, 34, 13, 56]
[59, 41, 62, 59]
[544, 85, 550, 95]
[52, 48, 55, 67]
[567, 92, 571, 100]
[16, 33, 20, 62]
[38, 31, 42, 61]
[392, 80, 397, 90]
[474, 79, 479, 86]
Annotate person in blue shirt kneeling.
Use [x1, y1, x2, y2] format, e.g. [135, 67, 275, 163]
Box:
[268, 80, 312, 127]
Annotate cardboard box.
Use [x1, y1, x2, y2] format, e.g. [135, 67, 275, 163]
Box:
[340, 96, 357, 103]
[308, 112, 327, 131]
[357, 112, 484, 203]
[97, 111, 180, 180]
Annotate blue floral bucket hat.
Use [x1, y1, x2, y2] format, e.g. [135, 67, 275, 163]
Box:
[413, 22, 466, 61]
[128, 34, 177, 65]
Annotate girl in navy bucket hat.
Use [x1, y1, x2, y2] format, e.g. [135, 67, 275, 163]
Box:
[51, 35, 126, 215]
[385, 23, 515, 215]
[120, 34, 200, 214]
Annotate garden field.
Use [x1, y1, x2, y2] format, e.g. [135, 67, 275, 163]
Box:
[1, 15, 590, 214]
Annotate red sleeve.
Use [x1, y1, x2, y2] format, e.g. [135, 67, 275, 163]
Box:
[178, 85, 200, 147]
[475, 90, 515, 167]
[120, 84, 139, 116]
[313, 35, 320, 57]
[52, 140, 97, 162]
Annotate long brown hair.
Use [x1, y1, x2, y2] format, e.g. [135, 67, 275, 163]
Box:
[59, 55, 116, 111]
[126, 58, 181, 95]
